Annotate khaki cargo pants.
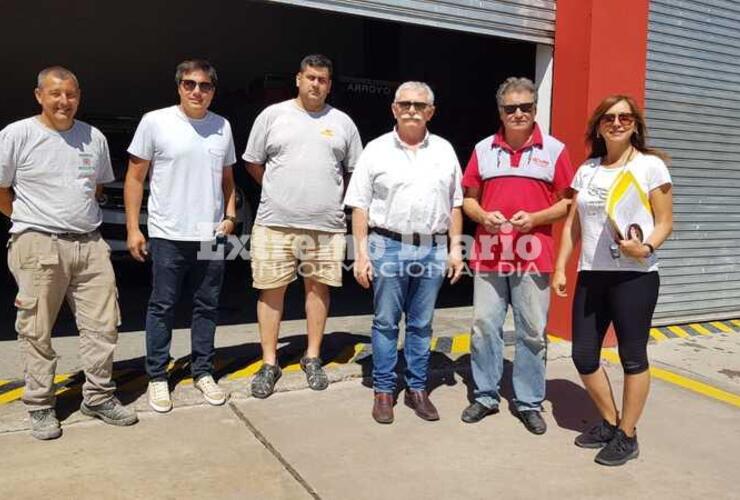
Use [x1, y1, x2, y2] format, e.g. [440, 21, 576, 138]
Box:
[7, 230, 121, 410]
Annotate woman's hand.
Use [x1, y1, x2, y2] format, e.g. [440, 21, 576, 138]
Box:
[619, 234, 649, 259]
[552, 269, 568, 297]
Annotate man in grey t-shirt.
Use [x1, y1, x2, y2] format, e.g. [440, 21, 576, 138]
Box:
[0, 66, 137, 440]
[243, 54, 362, 398]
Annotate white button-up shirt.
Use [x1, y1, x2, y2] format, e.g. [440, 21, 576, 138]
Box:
[344, 129, 463, 234]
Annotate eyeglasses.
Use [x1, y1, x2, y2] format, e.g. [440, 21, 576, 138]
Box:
[395, 101, 431, 111]
[502, 102, 535, 115]
[599, 113, 635, 126]
[180, 79, 215, 93]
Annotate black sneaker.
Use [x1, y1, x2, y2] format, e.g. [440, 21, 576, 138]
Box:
[517, 410, 547, 435]
[300, 356, 329, 391]
[461, 402, 498, 423]
[575, 419, 617, 449]
[251, 363, 282, 399]
[595, 428, 639, 466]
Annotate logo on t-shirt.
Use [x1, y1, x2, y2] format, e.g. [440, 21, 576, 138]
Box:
[78, 153, 95, 175]
[320, 128, 334, 138]
[530, 156, 550, 168]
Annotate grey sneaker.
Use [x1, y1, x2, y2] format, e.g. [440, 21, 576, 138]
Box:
[300, 356, 329, 391]
[251, 363, 282, 399]
[80, 398, 138, 426]
[29, 408, 62, 440]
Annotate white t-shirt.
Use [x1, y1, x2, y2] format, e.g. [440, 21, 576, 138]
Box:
[0, 117, 114, 234]
[343, 130, 463, 235]
[572, 153, 672, 272]
[243, 99, 363, 233]
[128, 106, 236, 241]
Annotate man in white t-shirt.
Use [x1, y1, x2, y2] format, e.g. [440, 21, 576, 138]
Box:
[243, 54, 363, 398]
[125, 60, 237, 413]
[1, 66, 137, 440]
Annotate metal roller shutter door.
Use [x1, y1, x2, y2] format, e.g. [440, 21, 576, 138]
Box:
[645, 0, 740, 324]
[262, 0, 555, 44]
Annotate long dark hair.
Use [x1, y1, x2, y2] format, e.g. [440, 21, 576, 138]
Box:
[586, 94, 669, 163]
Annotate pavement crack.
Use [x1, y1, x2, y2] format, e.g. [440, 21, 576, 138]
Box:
[228, 402, 322, 500]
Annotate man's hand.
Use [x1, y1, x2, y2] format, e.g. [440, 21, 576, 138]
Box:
[447, 247, 464, 284]
[127, 228, 148, 262]
[510, 210, 536, 233]
[551, 269, 568, 297]
[216, 218, 236, 236]
[354, 253, 373, 289]
[482, 210, 507, 233]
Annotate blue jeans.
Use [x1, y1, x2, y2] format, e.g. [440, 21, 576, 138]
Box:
[369, 233, 447, 393]
[145, 238, 225, 381]
[470, 272, 550, 411]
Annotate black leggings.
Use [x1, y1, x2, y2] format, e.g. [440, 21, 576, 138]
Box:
[572, 271, 659, 375]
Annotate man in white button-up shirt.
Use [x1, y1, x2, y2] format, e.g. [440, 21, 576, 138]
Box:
[344, 81, 464, 424]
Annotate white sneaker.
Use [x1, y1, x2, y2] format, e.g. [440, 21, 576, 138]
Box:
[195, 375, 228, 406]
[147, 380, 172, 413]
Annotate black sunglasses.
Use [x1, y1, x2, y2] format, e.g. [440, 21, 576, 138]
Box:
[502, 102, 535, 114]
[180, 79, 215, 93]
[395, 101, 431, 111]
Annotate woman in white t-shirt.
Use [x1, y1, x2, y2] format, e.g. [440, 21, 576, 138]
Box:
[552, 95, 673, 466]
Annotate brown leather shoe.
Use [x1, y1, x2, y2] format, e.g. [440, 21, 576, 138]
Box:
[404, 389, 439, 421]
[372, 392, 394, 424]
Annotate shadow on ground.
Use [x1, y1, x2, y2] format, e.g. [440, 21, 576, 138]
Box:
[1, 256, 473, 340]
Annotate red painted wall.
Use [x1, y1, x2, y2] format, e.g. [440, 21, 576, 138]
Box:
[547, 0, 650, 342]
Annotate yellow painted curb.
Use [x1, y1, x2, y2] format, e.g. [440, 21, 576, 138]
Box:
[600, 349, 740, 409]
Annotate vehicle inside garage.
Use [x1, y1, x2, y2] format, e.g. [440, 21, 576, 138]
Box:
[1, 0, 539, 335]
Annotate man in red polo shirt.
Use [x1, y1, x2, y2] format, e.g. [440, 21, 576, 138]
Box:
[460, 77, 574, 434]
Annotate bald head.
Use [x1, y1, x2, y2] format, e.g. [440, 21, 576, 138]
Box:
[37, 66, 79, 91]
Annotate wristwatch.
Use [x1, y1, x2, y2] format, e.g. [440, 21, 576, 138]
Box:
[223, 215, 237, 225]
[644, 243, 655, 256]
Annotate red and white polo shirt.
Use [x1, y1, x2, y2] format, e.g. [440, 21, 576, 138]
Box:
[462, 123, 574, 273]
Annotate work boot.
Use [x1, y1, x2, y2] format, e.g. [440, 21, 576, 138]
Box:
[80, 397, 138, 426]
[29, 408, 62, 440]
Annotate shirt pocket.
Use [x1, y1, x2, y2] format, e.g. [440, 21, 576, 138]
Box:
[208, 148, 226, 172]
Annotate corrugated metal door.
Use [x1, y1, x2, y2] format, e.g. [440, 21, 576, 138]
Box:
[645, 0, 740, 324]
[263, 0, 555, 45]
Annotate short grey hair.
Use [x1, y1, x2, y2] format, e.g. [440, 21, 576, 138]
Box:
[37, 66, 79, 90]
[394, 81, 435, 105]
[496, 77, 537, 106]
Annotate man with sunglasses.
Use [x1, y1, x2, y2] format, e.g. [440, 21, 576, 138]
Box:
[125, 59, 237, 412]
[460, 77, 574, 434]
[345, 81, 464, 424]
[243, 54, 362, 399]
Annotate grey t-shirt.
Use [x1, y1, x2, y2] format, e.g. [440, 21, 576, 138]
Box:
[243, 99, 362, 232]
[0, 117, 114, 234]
